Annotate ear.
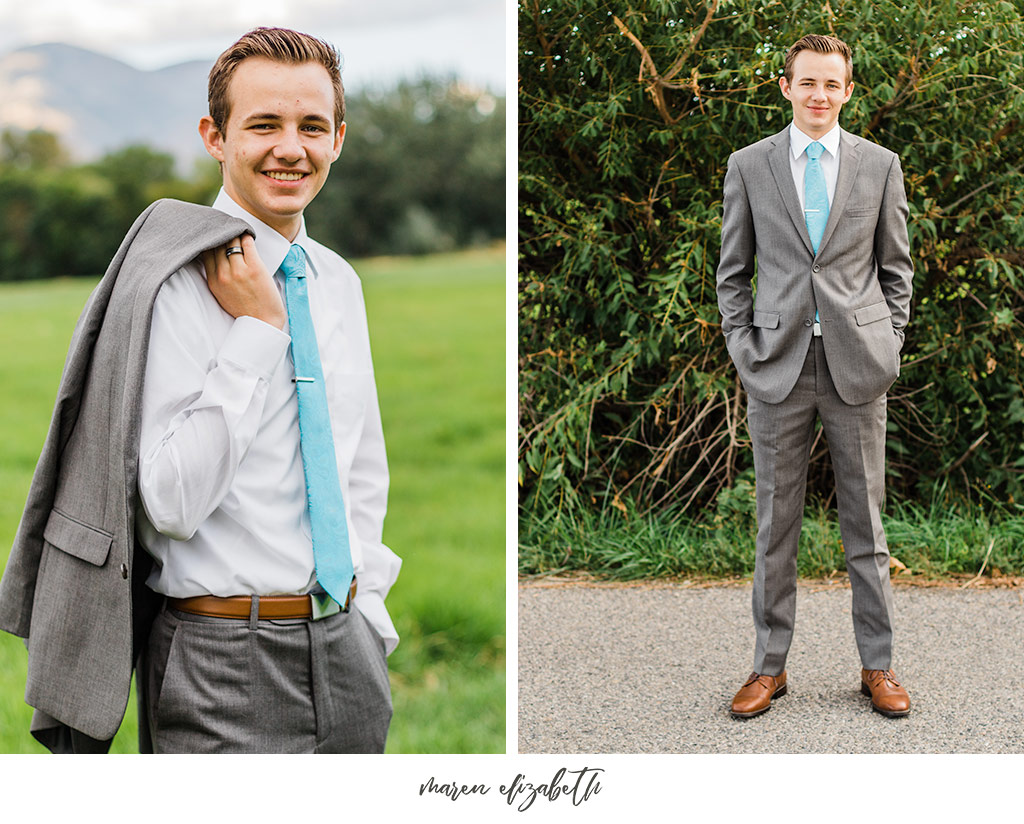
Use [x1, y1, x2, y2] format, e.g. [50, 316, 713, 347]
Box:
[779, 75, 792, 101]
[331, 122, 346, 162]
[199, 116, 226, 163]
[842, 81, 855, 103]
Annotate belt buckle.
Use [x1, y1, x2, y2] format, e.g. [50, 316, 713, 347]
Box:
[309, 591, 341, 621]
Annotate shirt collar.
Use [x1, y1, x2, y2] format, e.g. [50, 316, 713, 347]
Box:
[211, 188, 318, 278]
[789, 122, 841, 161]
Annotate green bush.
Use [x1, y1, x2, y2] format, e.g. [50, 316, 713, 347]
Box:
[519, 0, 1024, 523]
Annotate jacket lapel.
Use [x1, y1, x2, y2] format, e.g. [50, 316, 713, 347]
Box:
[767, 127, 815, 257]
[817, 128, 861, 254]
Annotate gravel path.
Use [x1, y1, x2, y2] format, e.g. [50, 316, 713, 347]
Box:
[518, 580, 1024, 753]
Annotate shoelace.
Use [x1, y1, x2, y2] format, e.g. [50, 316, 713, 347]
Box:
[865, 669, 901, 688]
[744, 673, 775, 690]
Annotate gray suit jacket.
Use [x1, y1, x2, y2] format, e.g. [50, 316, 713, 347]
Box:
[716, 126, 914, 405]
[0, 199, 253, 750]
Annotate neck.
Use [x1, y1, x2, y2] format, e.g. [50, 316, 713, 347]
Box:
[795, 122, 837, 142]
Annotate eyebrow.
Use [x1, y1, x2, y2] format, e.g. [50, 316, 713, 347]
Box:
[242, 113, 333, 125]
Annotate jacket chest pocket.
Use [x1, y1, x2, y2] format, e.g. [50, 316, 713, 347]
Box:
[844, 206, 878, 220]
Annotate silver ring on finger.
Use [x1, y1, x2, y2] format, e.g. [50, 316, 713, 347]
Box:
[225, 246, 243, 257]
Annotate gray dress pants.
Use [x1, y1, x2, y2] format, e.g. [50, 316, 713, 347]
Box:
[746, 337, 895, 676]
[143, 597, 392, 753]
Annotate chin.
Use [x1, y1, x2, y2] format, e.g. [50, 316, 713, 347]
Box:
[261, 195, 311, 215]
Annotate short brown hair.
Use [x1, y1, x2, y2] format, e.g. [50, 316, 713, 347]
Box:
[783, 34, 853, 85]
[208, 27, 345, 132]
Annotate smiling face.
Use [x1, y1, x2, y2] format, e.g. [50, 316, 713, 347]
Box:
[200, 57, 345, 240]
[779, 49, 854, 139]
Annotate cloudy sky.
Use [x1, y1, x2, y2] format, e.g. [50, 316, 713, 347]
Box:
[0, 0, 506, 91]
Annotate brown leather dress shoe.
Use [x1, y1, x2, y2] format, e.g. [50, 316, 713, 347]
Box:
[730, 671, 787, 718]
[861, 668, 911, 717]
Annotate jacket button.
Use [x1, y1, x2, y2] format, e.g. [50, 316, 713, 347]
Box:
[120, 563, 129, 579]
[804, 319, 813, 327]
[813, 264, 821, 273]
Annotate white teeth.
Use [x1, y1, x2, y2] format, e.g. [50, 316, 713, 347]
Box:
[266, 172, 304, 181]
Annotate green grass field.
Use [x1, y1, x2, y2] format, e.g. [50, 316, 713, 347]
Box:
[0, 245, 505, 753]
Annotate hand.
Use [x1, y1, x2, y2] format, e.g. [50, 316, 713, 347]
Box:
[201, 235, 287, 330]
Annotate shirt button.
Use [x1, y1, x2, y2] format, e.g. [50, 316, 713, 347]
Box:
[120, 563, 129, 580]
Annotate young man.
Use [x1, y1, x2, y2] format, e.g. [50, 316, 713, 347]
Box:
[135, 27, 400, 752]
[0, 27, 400, 753]
[716, 34, 914, 719]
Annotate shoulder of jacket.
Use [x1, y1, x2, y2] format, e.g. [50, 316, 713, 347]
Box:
[729, 129, 785, 164]
[142, 198, 248, 236]
[121, 199, 254, 278]
[841, 130, 899, 162]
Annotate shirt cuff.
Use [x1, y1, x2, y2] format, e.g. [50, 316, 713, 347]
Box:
[217, 315, 290, 381]
[353, 590, 399, 656]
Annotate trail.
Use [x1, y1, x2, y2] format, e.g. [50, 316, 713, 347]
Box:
[518, 579, 1024, 753]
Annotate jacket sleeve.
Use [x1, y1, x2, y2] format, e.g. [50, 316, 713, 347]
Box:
[717, 153, 759, 361]
[874, 154, 914, 348]
[717, 154, 756, 336]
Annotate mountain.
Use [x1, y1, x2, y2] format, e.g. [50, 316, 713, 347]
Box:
[0, 43, 211, 170]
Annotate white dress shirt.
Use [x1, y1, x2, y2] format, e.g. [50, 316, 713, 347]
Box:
[788, 122, 841, 211]
[137, 189, 401, 653]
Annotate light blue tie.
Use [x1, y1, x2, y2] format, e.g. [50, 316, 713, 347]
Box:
[804, 141, 829, 253]
[280, 244, 354, 606]
[804, 141, 829, 324]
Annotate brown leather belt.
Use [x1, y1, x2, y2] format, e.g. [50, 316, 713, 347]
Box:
[169, 579, 356, 620]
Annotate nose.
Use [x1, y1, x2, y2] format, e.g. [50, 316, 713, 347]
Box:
[273, 126, 304, 162]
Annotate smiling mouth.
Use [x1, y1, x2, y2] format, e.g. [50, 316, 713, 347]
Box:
[264, 171, 307, 181]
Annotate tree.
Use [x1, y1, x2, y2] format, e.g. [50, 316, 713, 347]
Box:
[307, 77, 505, 257]
[0, 128, 70, 171]
[86, 145, 182, 233]
[0, 77, 503, 280]
[518, 0, 1024, 521]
